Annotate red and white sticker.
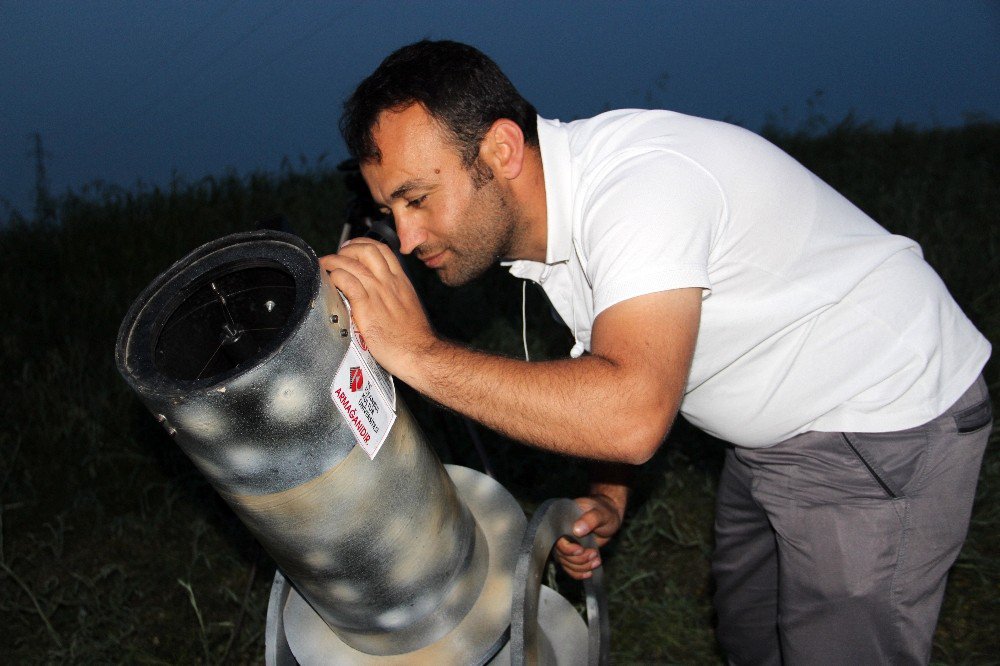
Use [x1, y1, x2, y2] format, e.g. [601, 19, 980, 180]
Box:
[331, 291, 397, 459]
[331, 341, 396, 459]
[351, 330, 396, 410]
[338, 292, 396, 409]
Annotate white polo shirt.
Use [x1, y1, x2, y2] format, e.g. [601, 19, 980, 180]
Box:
[504, 110, 990, 447]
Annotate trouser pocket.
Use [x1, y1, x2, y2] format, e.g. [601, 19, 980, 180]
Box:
[953, 398, 992, 433]
[841, 433, 902, 498]
[841, 424, 932, 500]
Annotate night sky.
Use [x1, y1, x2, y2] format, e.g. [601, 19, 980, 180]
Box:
[2, 0, 998, 216]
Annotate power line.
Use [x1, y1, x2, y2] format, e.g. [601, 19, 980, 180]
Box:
[184, 1, 290, 82]
[118, 1, 292, 131]
[88, 1, 359, 173]
[138, 0, 242, 90]
[157, 2, 360, 131]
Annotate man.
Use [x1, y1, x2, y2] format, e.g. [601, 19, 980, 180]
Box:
[321, 40, 992, 664]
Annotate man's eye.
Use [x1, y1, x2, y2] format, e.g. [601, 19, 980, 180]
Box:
[406, 195, 428, 208]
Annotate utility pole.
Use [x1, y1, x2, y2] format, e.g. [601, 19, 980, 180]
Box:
[32, 132, 56, 225]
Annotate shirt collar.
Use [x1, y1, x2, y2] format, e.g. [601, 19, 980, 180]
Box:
[503, 115, 574, 280]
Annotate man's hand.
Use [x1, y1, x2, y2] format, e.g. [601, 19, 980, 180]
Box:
[319, 238, 436, 380]
[554, 493, 625, 580]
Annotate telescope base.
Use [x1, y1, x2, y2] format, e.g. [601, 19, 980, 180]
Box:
[265, 465, 588, 665]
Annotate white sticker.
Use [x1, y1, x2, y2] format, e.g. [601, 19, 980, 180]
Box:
[350, 330, 396, 410]
[338, 292, 396, 409]
[331, 340, 397, 459]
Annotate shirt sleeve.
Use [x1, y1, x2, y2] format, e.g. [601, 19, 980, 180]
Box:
[579, 148, 726, 317]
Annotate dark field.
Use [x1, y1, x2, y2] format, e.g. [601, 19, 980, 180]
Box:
[1, 120, 997, 663]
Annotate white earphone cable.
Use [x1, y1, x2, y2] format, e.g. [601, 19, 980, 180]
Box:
[521, 280, 530, 362]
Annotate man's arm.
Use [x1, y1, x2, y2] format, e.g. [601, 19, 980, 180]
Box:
[321, 238, 701, 465]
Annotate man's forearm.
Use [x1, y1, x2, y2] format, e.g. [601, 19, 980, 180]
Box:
[323, 244, 699, 464]
[396, 337, 669, 464]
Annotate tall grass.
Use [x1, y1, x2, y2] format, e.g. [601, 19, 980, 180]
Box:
[0, 123, 997, 663]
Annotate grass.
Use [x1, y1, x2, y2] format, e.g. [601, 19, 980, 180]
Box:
[0, 121, 997, 664]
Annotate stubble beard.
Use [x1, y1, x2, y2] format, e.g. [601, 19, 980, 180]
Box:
[434, 176, 519, 287]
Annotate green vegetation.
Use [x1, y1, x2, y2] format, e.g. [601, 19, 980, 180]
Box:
[1, 121, 997, 663]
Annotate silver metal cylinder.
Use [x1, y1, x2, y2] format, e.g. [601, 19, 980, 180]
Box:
[115, 231, 520, 660]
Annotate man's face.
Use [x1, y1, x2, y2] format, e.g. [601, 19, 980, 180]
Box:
[360, 103, 519, 286]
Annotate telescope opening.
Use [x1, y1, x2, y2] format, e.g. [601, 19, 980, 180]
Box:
[153, 261, 296, 381]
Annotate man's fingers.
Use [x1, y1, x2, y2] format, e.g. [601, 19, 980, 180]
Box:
[572, 495, 624, 541]
[324, 243, 418, 318]
[322, 251, 396, 310]
[572, 505, 610, 539]
[320, 252, 370, 280]
[556, 537, 599, 564]
[556, 555, 600, 569]
[572, 511, 598, 538]
[326, 266, 369, 305]
[339, 238, 404, 278]
[339, 242, 393, 280]
[561, 565, 598, 580]
[554, 535, 602, 579]
[555, 535, 584, 556]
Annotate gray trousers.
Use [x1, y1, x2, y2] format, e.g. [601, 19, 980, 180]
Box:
[712, 376, 993, 665]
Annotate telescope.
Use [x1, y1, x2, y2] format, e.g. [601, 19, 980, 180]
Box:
[115, 230, 608, 664]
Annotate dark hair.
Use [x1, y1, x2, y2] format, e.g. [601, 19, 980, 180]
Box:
[341, 40, 538, 166]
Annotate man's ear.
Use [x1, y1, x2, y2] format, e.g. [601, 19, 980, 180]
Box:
[481, 119, 525, 180]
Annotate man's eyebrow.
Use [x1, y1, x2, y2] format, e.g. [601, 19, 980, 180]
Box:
[388, 179, 431, 202]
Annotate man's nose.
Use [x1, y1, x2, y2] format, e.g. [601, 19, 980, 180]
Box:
[394, 212, 428, 255]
